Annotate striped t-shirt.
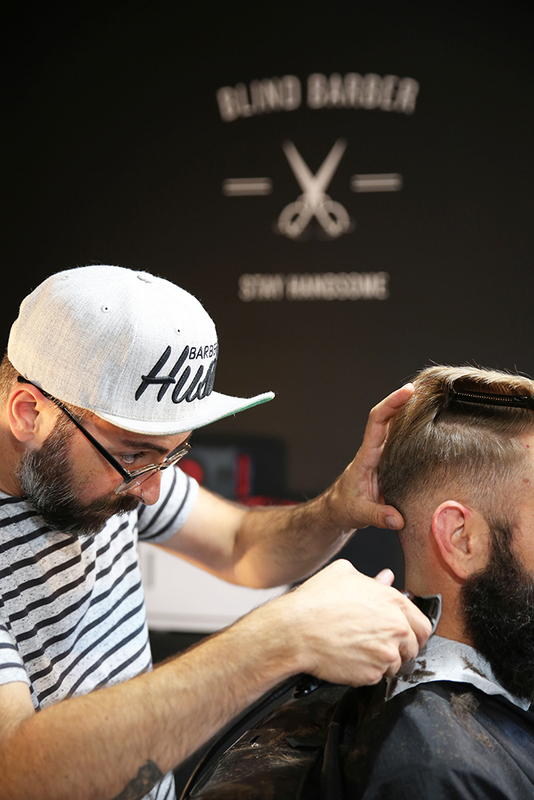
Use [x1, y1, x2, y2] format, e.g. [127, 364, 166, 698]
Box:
[0, 465, 199, 800]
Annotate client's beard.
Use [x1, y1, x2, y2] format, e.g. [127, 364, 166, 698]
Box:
[461, 522, 534, 703]
[18, 419, 140, 537]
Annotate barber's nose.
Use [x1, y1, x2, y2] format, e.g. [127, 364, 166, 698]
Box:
[126, 472, 162, 505]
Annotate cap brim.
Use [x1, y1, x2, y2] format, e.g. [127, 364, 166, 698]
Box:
[93, 391, 275, 435]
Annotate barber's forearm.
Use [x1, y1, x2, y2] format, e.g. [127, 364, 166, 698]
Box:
[0, 608, 298, 800]
[0, 557, 431, 800]
[232, 488, 355, 588]
[177, 384, 410, 589]
[233, 383, 414, 589]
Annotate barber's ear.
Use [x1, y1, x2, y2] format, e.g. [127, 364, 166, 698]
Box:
[7, 386, 51, 443]
[432, 501, 489, 580]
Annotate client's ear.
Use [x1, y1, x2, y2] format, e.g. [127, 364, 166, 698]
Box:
[432, 501, 489, 580]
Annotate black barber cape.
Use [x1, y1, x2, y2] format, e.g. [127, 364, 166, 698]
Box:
[184, 680, 534, 799]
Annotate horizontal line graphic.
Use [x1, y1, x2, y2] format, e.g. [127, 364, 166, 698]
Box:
[350, 173, 403, 192]
[222, 178, 273, 196]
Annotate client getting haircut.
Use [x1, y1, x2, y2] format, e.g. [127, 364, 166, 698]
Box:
[379, 364, 534, 702]
[379, 365, 534, 537]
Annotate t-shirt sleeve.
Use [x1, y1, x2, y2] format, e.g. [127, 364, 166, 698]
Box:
[0, 618, 30, 689]
[135, 466, 199, 544]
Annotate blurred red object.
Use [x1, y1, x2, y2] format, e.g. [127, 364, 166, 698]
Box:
[179, 458, 205, 485]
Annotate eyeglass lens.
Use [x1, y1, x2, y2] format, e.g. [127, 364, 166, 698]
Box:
[114, 445, 191, 494]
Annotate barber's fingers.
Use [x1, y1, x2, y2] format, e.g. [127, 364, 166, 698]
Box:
[361, 382, 415, 462]
[374, 613, 421, 673]
[282, 561, 432, 686]
[374, 568, 395, 586]
[373, 570, 433, 653]
[384, 654, 403, 678]
[398, 595, 432, 654]
[357, 384, 414, 531]
[369, 381, 415, 427]
[329, 383, 414, 533]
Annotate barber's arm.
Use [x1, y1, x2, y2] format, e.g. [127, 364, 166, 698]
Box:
[0, 382, 430, 800]
[164, 382, 414, 588]
[0, 374, 429, 800]
[0, 559, 430, 800]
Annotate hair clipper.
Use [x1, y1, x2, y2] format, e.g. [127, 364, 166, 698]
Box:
[403, 592, 442, 635]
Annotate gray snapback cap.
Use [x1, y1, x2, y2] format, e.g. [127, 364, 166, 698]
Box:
[8, 265, 274, 435]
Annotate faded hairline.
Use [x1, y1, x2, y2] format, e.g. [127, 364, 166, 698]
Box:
[379, 365, 534, 540]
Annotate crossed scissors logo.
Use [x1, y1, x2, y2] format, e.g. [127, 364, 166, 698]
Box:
[222, 140, 402, 240]
[277, 139, 350, 239]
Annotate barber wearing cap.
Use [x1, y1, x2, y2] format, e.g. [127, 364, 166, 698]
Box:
[0, 265, 430, 800]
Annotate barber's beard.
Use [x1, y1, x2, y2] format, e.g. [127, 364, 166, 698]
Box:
[461, 524, 534, 703]
[17, 420, 140, 537]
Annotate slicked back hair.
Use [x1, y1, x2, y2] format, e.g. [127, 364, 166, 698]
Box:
[379, 366, 534, 537]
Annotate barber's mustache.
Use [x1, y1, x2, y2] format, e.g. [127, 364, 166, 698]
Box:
[85, 493, 140, 515]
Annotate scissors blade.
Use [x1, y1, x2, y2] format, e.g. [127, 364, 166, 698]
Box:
[314, 139, 347, 193]
[283, 139, 347, 199]
[282, 141, 316, 193]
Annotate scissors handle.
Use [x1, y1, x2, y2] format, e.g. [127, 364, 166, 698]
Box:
[315, 199, 351, 237]
[278, 196, 350, 238]
[277, 199, 313, 238]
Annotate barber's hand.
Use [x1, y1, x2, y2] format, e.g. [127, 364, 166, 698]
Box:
[280, 559, 431, 687]
[324, 383, 414, 532]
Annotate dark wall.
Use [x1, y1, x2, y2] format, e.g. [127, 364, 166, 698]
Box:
[4, 3, 534, 518]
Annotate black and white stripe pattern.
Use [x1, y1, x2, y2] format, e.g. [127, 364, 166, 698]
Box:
[0, 467, 198, 800]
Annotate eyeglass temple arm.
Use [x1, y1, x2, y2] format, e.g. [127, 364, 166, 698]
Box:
[16, 376, 130, 479]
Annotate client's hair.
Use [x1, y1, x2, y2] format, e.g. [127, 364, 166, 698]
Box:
[379, 366, 534, 536]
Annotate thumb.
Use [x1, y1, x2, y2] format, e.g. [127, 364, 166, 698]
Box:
[374, 568, 395, 586]
[375, 504, 404, 531]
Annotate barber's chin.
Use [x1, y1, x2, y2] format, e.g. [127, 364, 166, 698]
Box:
[42, 495, 141, 539]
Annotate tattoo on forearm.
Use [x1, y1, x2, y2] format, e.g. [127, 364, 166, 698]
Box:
[111, 760, 164, 800]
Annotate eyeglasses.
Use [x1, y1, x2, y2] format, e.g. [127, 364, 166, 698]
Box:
[17, 377, 191, 494]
